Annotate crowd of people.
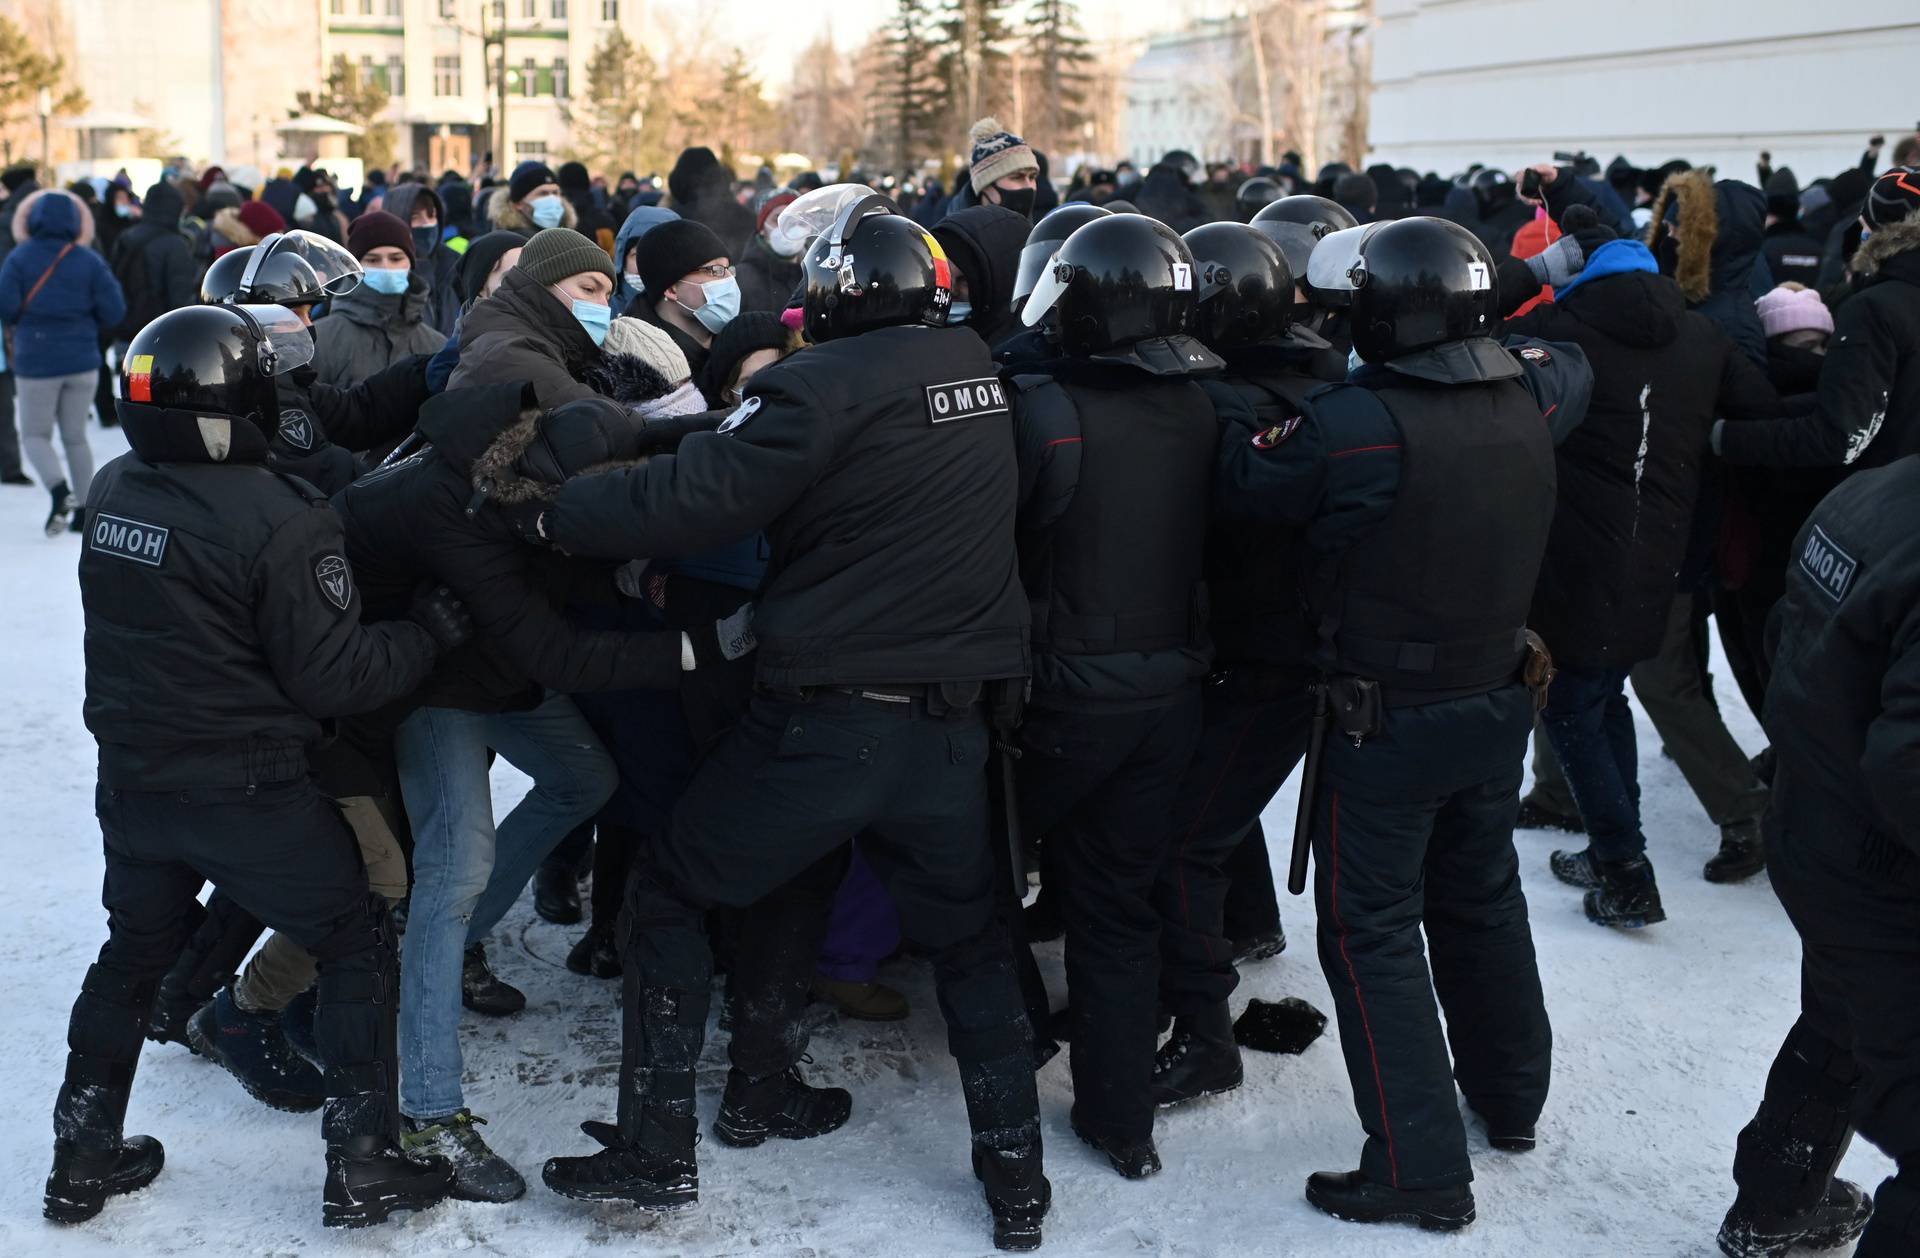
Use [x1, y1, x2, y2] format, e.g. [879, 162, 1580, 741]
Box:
[21, 113, 1920, 1258]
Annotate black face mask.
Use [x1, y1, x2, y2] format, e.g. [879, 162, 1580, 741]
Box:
[995, 187, 1037, 219]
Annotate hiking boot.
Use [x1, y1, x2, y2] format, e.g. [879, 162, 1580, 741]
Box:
[461, 942, 525, 1016]
[565, 920, 621, 978]
[533, 860, 583, 925]
[185, 988, 326, 1113]
[973, 1143, 1051, 1251]
[1704, 818, 1767, 884]
[401, 1109, 525, 1202]
[44, 482, 72, 537]
[1305, 1169, 1475, 1231]
[713, 1064, 853, 1148]
[1151, 1003, 1243, 1108]
[324, 1135, 454, 1228]
[812, 974, 908, 1021]
[1584, 856, 1667, 929]
[541, 1112, 699, 1210]
[1549, 847, 1602, 889]
[1717, 1178, 1872, 1257]
[44, 1136, 165, 1224]
[1070, 1109, 1160, 1180]
[1517, 799, 1586, 833]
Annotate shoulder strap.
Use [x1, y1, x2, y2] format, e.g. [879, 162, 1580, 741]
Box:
[20, 242, 76, 317]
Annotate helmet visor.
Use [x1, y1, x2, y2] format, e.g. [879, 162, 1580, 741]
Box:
[236, 303, 316, 377]
[1304, 222, 1383, 309]
[1020, 251, 1069, 326]
[276, 230, 364, 296]
[774, 183, 878, 257]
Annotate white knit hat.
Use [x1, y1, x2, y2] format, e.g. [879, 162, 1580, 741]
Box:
[604, 317, 692, 386]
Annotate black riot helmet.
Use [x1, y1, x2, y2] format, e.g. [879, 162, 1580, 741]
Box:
[1251, 193, 1358, 238]
[118, 303, 316, 435]
[1234, 176, 1284, 222]
[1012, 202, 1112, 311]
[1181, 221, 1315, 351]
[1161, 150, 1201, 183]
[200, 229, 363, 307]
[800, 194, 953, 343]
[1020, 213, 1198, 355]
[1308, 216, 1500, 364]
[1471, 167, 1516, 216]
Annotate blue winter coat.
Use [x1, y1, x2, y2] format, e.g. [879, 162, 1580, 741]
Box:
[0, 189, 126, 378]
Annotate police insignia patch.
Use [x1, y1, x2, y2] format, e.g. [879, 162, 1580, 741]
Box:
[315, 554, 353, 611]
[1519, 346, 1550, 363]
[718, 396, 761, 434]
[925, 377, 1009, 424]
[279, 409, 314, 451]
[1799, 525, 1857, 603]
[1251, 416, 1302, 449]
[89, 513, 169, 566]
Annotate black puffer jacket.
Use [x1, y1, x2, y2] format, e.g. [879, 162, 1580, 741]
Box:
[331, 382, 683, 713]
[108, 180, 196, 340]
[1508, 266, 1779, 667]
[449, 266, 602, 406]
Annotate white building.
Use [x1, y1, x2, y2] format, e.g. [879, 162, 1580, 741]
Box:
[1370, 0, 1920, 179]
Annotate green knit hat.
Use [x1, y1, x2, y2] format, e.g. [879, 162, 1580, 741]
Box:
[515, 227, 615, 287]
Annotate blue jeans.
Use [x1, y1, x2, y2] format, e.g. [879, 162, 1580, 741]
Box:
[1540, 664, 1645, 862]
[394, 692, 617, 1120]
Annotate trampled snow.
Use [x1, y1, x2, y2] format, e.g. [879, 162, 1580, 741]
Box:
[0, 426, 1889, 1256]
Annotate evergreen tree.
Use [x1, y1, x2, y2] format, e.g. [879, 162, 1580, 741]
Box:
[934, 0, 1015, 144]
[1022, 0, 1092, 156]
[296, 57, 394, 172]
[879, 0, 943, 173]
[564, 29, 663, 176]
[704, 47, 774, 167]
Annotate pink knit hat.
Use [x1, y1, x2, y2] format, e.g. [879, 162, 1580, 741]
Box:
[1756, 285, 1833, 339]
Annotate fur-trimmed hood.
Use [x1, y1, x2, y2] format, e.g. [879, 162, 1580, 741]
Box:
[1646, 169, 1764, 303]
[1850, 217, 1920, 280]
[460, 382, 649, 506]
[10, 188, 94, 248]
[211, 204, 259, 250]
[488, 190, 576, 234]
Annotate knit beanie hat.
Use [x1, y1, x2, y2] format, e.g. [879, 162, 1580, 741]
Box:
[1, 165, 35, 194]
[968, 118, 1037, 195]
[604, 316, 692, 385]
[558, 160, 591, 192]
[668, 146, 726, 205]
[347, 209, 415, 263]
[697, 311, 791, 405]
[1756, 285, 1834, 339]
[236, 199, 287, 239]
[516, 227, 616, 286]
[509, 160, 558, 205]
[459, 228, 530, 302]
[635, 218, 728, 302]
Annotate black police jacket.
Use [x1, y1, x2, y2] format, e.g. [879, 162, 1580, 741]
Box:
[1215, 338, 1563, 705]
[267, 355, 433, 495]
[544, 324, 1030, 690]
[332, 383, 684, 714]
[1764, 456, 1920, 857]
[1010, 350, 1218, 709]
[82, 406, 441, 791]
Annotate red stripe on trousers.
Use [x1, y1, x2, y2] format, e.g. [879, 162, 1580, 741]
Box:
[1328, 789, 1400, 1186]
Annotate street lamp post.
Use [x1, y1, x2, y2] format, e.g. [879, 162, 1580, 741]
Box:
[37, 87, 51, 180]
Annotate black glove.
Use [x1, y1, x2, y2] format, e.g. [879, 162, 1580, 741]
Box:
[407, 582, 475, 650]
[688, 603, 757, 670]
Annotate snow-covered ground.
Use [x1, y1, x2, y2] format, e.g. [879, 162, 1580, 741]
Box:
[0, 424, 1890, 1257]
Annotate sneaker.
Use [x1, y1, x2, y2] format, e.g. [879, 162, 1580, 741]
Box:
[811, 974, 908, 1021]
[44, 1136, 165, 1224]
[324, 1136, 454, 1228]
[401, 1110, 526, 1203]
[1717, 1179, 1872, 1257]
[1517, 799, 1586, 833]
[1305, 1168, 1475, 1231]
[185, 988, 326, 1113]
[565, 921, 622, 979]
[461, 942, 525, 1016]
[541, 1113, 699, 1210]
[1704, 819, 1767, 884]
[44, 482, 72, 538]
[1584, 856, 1667, 929]
[1549, 847, 1602, 889]
[713, 1064, 853, 1148]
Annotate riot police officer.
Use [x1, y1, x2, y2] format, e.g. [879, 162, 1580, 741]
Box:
[998, 202, 1113, 370]
[1250, 194, 1359, 381]
[1216, 216, 1560, 1230]
[1713, 458, 1920, 1258]
[43, 304, 473, 1229]
[1234, 176, 1284, 223]
[522, 199, 1050, 1252]
[1149, 221, 1330, 1109]
[1008, 213, 1222, 1179]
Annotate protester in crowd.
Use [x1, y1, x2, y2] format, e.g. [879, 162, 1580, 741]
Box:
[736, 191, 802, 315]
[310, 210, 447, 390]
[380, 182, 462, 338]
[666, 145, 754, 259]
[931, 204, 1031, 347]
[488, 161, 575, 235]
[627, 218, 736, 381]
[559, 161, 616, 253]
[947, 119, 1042, 220]
[450, 227, 610, 404]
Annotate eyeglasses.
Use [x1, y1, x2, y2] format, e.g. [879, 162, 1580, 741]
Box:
[686, 263, 736, 281]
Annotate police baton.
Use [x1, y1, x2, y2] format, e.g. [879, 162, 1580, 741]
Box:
[994, 737, 1027, 901]
[1287, 682, 1331, 896]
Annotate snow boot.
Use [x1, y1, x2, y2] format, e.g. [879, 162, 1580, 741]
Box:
[461, 942, 525, 1016]
[44, 1136, 165, 1224]
[541, 1110, 699, 1210]
[1306, 1169, 1475, 1231]
[323, 1135, 455, 1228]
[533, 859, 583, 925]
[401, 1109, 525, 1202]
[1230, 925, 1287, 965]
[1705, 818, 1767, 884]
[1516, 798, 1585, 833]
[185, 988, 326, 1113]
[1549, 847, 1602, 889]
[1584, 856, 1668, 928]
[565, 920, 622, 978]
[973, 1141, 1051, 1252]
[44, 482, 72, 537]
[1070, 1108, 1161, 1179]
[281, 988, 321, 1066]
[1717, 1178, 1873, 1257]
[712, 1063, 853, 1148]
[1151, 1003, 1244, 1108]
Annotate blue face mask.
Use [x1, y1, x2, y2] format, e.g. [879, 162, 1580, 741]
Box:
[363, 266, 410, 295]
[947, 301, 974, 326]
[113, 202, 134, 219]
[529, 195, 565, 229]
[678, 275, 740, 334]
[572, 298, 611, 346]
[624, 274, 645, 297]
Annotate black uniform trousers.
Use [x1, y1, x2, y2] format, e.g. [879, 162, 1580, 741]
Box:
[59, 780, 399, 1149]
[1733, 770, 1920, 1257]
[1221, 821, 1283, 948]
[1310, 684, 1551, 1190]
[617, 690, 1038, 1151]
[1155, 674, 1311, 1019]
[1015, 690, 1203, 1144]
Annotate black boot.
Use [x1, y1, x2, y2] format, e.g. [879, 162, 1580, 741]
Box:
[565, 920, 622, 978]
[1516, 798, 1585, 833]
[1305, 1169, 1476, 1231]
[1548, 847, 1602, 889]
[712, 1063, 852, 1148]
[461, 942, 526, 1016]
[323, 1135, 455, 1228]
[1070, 1107, 1161, 1179]
[974, 1142, 1051, 1252]
[44, 481, 72, 538]
[44, 1136, 165, 1223]
[1230, 925, 1287, 965]
[533, 860, 583, 925]
[185, 988, 326, 1113]
[1585, 856, 1667, 928]
[1718, 1179, 1873, 1258]
[1151, 1003, 1244, 1108]
[1704, 818, 1767, 884]
[1470, 1107, 1536, 1152]
[541, 1109, 699, 1210]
